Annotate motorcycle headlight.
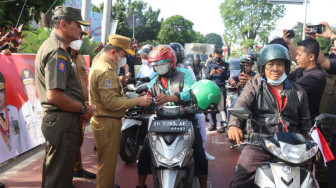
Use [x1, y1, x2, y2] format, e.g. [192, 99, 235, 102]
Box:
[264, 140, 318, 164]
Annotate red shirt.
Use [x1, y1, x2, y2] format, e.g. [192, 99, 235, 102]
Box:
[267, 84, 288, 132]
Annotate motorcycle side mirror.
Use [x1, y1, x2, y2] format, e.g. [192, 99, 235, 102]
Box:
[314, 113, 336, 126]
[228, 107, 252, 120]
[135, 84, 148, 94]
[127, 84, 135, 91]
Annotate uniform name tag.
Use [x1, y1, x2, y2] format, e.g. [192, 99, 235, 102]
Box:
[106, 79, 112, 88]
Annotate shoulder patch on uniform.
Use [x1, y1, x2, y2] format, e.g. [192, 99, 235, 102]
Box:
[58, 40, 67, 52]
[106, 79, 112, 88]
[58, 55, 67, 61]
[58, 61, 65, 72]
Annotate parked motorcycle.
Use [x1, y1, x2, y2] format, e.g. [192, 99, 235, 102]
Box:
[119, 81, 153, 163]
[228, 107, 336, 188]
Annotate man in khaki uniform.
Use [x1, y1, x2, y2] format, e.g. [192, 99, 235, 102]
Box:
[35, 6, 94, 188]
[89, 34, 151, 187]
[69, 32, 96, 179]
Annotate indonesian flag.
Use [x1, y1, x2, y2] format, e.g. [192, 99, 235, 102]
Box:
[311, 127, 335, 166]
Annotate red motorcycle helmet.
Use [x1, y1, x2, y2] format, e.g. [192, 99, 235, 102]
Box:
[148, 45, 177, 68]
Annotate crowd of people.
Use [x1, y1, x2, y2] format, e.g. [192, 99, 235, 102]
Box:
[1, 4, 336, 188]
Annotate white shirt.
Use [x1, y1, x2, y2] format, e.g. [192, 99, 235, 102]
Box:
[19, 98, 45, 151]
[0, 105, 24, 163]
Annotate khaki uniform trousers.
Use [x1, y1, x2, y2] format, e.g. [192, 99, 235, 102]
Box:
[41, 111, 80, 188]
[90, 116, 122, 187]
[74, 118, 85, 171]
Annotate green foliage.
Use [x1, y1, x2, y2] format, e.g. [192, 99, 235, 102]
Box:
[92, 2, 104, 13]
[19, 27, 51, 53]
[205, 33, 223, 49]
[157, 15, 196, 44]
[220, 0, 286, 49]
[0, 0, 64, 30]
[79, 36, 101, 61]
[193, 32, 206, 43]
[108, 0, 161, 42]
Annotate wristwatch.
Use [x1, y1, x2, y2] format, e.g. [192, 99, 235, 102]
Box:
[80, 104, 87, 114]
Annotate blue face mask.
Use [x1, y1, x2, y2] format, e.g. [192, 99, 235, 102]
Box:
[266, 73, 287, 86]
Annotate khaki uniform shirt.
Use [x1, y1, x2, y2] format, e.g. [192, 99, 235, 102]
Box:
[73, 52, 89, 102]
[89, 54, 136, 118]
[35, 32, 84, 111]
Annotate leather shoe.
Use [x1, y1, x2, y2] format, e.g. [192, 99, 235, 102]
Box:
[0, 182, 5, 188]
[217, 127, 225, 133]
[208, 125, 216, 131]
[74, 169, 96, 179]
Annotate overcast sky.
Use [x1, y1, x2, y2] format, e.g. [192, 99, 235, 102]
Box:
[93, 0, 336, 39]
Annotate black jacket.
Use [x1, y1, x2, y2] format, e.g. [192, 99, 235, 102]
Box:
[228, 77, 311, 140]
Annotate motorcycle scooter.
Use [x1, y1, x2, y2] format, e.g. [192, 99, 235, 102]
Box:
[148, 105, 199, 188]
[119, 81, 153, 163]
[228, 107, 336, 188]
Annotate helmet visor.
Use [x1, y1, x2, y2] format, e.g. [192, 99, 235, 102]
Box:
[151, 59, 171, 66]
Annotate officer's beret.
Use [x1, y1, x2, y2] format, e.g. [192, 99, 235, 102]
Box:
[20, 68, 34, 86]
[107, 34, 135, 56]
[53, 6, 90, 26]
[0, 72, 5, 91]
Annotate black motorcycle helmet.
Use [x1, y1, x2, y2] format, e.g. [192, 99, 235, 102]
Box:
[258, 44, 291, 78]
[136, 44, 154, 57]
[169, 43, 185, 65]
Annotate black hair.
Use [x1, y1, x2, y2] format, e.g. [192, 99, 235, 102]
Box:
[214, 49, 223, 55]
[51, 19, 72, 29]
[297, 38, 320, 62]
[269, 37, 289, 50]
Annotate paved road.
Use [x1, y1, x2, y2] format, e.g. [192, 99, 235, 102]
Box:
[0, 123, 241, 188]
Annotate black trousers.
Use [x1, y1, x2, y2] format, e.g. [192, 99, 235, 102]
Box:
[138, 120, 208, 175]
[327, 134, 336, 188]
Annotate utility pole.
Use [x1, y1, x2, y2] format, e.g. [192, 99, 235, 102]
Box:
[302, 0, 308, 40]
[81, 0, 91, 32]
[102, 0, 112, 44]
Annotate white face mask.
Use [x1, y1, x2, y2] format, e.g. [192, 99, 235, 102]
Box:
[114, 52, 127, 68]
[142, 59, 149, 66]
[69, 40, 83, 51]
[266, 73, 287, 86]
[154, 63, 170, 75]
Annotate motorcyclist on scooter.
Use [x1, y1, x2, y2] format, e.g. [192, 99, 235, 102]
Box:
[228, 54, 257, 89]
[227, 44, 312, 188]
[136, 45, 210, 188]
[136, 44, 156, 82]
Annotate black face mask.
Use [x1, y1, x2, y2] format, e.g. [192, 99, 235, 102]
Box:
[330, 53, 336, 59]
[215, 57, 222, 63]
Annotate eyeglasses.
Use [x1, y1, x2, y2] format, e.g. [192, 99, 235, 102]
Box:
[265, 62, 285, 70]
[151, 59, 171, 66]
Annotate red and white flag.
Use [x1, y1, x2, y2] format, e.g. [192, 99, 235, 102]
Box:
[311, 127, 335, 166]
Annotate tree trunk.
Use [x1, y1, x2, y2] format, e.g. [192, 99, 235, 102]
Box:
[39, 12, 52, 28]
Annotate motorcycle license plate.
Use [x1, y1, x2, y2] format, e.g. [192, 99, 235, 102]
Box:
[150, 119, 190, 133]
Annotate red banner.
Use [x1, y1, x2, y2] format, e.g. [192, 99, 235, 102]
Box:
[0, 53, 90, 163]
